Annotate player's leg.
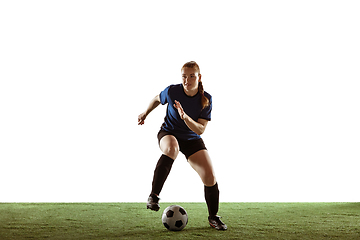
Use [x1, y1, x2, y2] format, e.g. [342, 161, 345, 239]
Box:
[188, 150, 227, 230]
[147, 134, 179, 211]
[159, 134, 180, 160]
[152, 134, 179, 194]
[188, 149, 216, 186]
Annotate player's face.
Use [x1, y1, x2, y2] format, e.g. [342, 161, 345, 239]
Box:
[181, 67, 201, 94]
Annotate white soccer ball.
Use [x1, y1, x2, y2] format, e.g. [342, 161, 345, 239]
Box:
[162, 205, 188, 231]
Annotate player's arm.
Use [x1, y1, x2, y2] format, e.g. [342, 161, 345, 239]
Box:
[138, 95, 161, 125]
[174, 100, 208, 135]
[184, 117, 208, 135]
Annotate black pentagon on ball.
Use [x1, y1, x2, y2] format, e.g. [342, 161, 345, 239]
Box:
[163, 222, 170, 229]
[175, 220, 183, 228]
[166, 210, 174, 218]
[179, 207, 186, 215]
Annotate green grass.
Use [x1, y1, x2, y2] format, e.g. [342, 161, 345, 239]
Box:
[0, 202, 359, 239]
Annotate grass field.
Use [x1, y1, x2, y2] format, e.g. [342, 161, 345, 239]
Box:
[0, 202, 359, 239]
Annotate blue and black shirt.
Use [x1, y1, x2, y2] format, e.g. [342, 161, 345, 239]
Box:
[159, 84, 212, 141]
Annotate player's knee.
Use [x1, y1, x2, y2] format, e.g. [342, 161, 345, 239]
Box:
[162, 145, 179, 160]
[203, 174, 216, 187]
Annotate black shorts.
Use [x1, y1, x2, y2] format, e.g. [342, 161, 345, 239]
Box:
[157, 129, 207, 159]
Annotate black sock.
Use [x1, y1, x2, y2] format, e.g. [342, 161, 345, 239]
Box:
[204, 182, 219, 217]
[151, 154, 174, 196]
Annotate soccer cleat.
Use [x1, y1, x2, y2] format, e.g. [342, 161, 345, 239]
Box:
[208, 215, 227, 230]
[147, 194, 160, 211]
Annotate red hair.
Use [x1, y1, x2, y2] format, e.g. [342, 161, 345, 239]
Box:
[181, 61, 210, 109]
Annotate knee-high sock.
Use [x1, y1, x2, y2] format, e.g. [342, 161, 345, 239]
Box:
[151, 154, 174, 196]
[204, 182, 219, 217]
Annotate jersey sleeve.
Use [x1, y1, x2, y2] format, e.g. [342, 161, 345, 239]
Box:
[159, 85, 171, 105]
[199, 95, 212, 121]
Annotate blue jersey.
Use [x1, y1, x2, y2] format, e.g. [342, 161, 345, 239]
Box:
[159, 84, 212, 140]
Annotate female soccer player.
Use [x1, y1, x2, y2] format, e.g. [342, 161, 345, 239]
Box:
[138, 61, 227, 230]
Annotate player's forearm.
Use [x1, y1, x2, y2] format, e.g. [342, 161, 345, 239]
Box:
[183, 115, 205, 135]
[145, 95, 161, 116]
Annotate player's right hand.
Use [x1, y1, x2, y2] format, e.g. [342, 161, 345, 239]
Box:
[138, 112, 147, 125]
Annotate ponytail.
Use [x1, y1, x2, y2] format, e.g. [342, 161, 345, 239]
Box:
[198, 81, 210, 109]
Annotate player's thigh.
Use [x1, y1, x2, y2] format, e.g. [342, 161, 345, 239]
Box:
[188, 150, 216, 186]
[159, 135, 180, 159]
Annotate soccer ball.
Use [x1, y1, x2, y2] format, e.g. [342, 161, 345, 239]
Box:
[162, 205, 188, 231]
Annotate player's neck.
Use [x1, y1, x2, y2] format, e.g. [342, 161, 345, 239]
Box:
[183, 87, 198, 97]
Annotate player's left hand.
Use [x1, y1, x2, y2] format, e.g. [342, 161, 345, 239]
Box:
[174, 100, 186, 120]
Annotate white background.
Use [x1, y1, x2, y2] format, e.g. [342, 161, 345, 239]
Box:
[1, 1, 359, 202]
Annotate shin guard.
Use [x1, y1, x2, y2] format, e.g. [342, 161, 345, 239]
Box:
[151, 154, 174, 196]
[205, 182, 219, 217]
